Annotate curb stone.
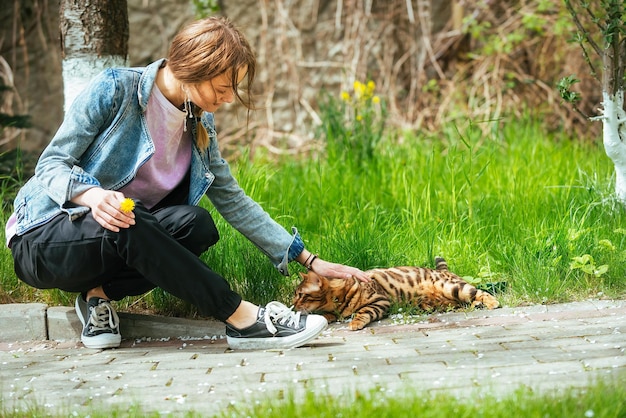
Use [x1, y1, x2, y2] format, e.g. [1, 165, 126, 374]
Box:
[1, 299, 625, 343]
[0, 303, 47, 341]
[0, 303, 224, 343]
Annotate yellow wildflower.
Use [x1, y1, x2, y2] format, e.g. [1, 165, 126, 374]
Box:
[356, 114, 363, 121]
[353, 81, 366, 99]
[352, 79, 377, 102]
[340, 91, 351, 101]
[119, 198, 135, 213]
[372, 95, 380, 104]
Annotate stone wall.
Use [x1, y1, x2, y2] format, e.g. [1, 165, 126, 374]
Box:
[0, 0, 195, 151]
[1, 0, 451, 152]
[1, 0, 64, 151]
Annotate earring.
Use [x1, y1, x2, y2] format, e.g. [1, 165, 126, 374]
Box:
[181, 85, 193, 132]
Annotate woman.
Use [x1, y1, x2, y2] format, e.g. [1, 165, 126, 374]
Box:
[6, 16, 368, 350]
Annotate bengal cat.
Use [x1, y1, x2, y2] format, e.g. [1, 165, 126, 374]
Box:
[293, 257, 500, 330]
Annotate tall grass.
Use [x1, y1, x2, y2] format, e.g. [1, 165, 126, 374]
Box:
[207, 116, 625, 310]
[0, 111, 624, 315]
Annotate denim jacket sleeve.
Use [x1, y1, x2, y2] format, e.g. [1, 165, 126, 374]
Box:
[200, 113, 304, 276]
[32, 68, 150, 204]
[33, 72, 118, 206]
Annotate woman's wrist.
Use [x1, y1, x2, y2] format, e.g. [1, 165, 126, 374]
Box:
[297, 250, 318, 270]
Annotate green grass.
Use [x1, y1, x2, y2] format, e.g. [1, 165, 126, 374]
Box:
[3, 373, 624, 417]
[201, 117, 626, 308]
[219, 376, 626, 418]
[0, 116, 625, 315]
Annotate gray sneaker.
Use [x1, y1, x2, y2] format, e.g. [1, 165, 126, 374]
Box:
[226, 301, 328, 350]
[75, 296, 121, 349]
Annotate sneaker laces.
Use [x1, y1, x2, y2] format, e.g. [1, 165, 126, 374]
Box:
[263, 301, 302, 335]
[88, 300, 120, 331]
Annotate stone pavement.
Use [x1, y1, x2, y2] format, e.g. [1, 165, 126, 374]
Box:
[1, 300, 625, 416]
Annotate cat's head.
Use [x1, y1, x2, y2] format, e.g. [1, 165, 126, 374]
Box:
[292, 271, 337, 314]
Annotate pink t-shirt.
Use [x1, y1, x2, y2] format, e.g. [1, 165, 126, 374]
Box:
[119, 84, 192, 209]
[5, 214, 16, 247]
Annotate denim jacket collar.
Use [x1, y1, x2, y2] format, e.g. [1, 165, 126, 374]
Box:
[138, 59, 166, 111]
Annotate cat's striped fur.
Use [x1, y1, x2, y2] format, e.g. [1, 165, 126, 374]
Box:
[293, 257, 500, 330]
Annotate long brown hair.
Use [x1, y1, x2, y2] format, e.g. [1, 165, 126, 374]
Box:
[167, 16, 256, 149]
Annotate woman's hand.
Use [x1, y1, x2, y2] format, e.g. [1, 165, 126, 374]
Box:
[311, 258, 370, 282]
[297, 251, 370, 282]
[71, 187, 136, 232]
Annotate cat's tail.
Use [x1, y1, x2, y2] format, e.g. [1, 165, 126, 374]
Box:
[434, 256, 448, 271]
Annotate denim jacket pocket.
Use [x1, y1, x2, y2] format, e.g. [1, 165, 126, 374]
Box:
[14, 182, 58, 234]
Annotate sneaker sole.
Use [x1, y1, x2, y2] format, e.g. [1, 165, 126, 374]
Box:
[227, 317, 328, 350]
[81, 333, 122, 349]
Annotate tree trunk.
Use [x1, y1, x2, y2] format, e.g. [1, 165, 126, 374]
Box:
[599, 2, 626, 204]
[60, 0, 129, 112]
[602, 90, 626, 203]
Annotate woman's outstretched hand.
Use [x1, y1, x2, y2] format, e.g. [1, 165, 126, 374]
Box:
[298, 251, 370, 282]
[312, 258, 370, 282]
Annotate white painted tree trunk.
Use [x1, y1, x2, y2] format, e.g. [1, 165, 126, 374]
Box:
[60, 0, 128, 112]
[602, 90, 626, 203]
[62, 56, 127, 112]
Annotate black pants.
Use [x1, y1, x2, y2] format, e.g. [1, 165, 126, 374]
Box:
[10, 203, 242, 321]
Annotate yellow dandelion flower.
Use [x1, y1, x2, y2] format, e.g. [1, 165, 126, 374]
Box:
[353, 81, 365, 99]
[119, 198, 135, 213]
[340, 91, 351, 102]
[356, 114, 363, 121]
[372, 95, 380, 104]
[366, 80, 376, 93]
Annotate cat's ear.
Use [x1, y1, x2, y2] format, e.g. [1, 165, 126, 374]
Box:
[297, 271, 311, 283]
[308, 271, 323, 286]
[293, 271, 307, 285]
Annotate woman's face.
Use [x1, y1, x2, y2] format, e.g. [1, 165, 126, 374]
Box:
[187, 66, 247, 113]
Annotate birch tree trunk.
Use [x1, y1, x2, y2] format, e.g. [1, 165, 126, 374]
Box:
[599, 5, 626, 204]
[602, 91, 626, 203]
[562, 0, 626, 204]
[60, 0, 129, 112]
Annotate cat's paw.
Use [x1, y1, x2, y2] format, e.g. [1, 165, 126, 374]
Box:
[323, 313, 339, 322]
[473, 291, 500, 309]
[348, 320, 368, 330]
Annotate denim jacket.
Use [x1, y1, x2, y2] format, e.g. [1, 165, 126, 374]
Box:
[12, 59, 303, 275]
